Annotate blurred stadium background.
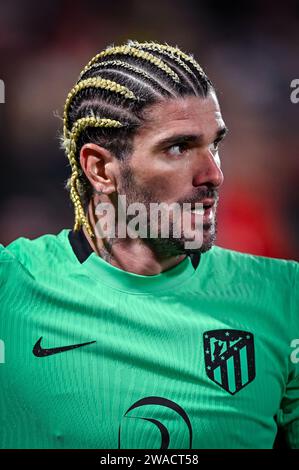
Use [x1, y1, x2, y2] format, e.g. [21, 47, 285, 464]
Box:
[0, 0, 298, 260]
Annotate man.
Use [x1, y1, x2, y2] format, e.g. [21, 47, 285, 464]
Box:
[0, 41, 298, 449]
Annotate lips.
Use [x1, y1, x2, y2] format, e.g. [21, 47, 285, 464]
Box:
[191, 199, 215, 210]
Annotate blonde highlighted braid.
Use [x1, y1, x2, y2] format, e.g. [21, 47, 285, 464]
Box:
[79, 46, 180, 84]
[66, 117, 123, 237]
[62, 40, 212, 236]
[80, 60, 161, 87]
[63, 77, 136, 136]
[129, 41, 196, 78]
[128, 41, 205, 76]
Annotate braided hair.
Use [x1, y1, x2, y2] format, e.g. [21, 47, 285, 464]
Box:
[62, 40, 213, 237]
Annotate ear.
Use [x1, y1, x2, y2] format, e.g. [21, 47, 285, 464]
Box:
[79, 143, 118, 194]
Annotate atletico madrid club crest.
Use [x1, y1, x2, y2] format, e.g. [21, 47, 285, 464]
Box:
[203, 329, 256, 395]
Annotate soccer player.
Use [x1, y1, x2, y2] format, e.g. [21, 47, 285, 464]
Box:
[0, 41, 298, 449]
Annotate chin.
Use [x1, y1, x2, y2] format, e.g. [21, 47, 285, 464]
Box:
[180, 223, 217, 255]
[143, 220, 217, 258]
[201, 223, 217, 249]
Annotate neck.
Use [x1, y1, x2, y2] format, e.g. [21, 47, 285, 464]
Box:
[83, 197, 186, 276]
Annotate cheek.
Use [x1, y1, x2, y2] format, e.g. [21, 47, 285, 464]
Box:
[129, 155, 192, 199]
[145, 173, 192, 202]
[141, 173, 174, 198]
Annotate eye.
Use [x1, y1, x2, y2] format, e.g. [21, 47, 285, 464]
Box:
[210, 140, 221, 155]
[167, 143, 189, 157]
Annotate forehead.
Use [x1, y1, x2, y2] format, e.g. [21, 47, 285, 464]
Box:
[138, 92, 224, 141]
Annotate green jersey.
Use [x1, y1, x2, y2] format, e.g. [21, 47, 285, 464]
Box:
[0, 228, 298, 449]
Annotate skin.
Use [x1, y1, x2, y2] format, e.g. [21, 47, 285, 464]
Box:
[79, 91, 227, 275]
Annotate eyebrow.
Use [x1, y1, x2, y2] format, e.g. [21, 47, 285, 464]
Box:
[153, 126, 229, 150]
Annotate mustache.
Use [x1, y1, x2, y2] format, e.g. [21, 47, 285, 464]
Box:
[176, 186, 219, 206]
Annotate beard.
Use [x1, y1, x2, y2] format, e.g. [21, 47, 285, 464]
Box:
[117, 163, 219, 259]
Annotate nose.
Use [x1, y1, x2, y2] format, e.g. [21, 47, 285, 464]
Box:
[192, 150, 224, 189]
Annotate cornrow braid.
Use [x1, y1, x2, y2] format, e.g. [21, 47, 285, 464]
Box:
[63, 77, 136, 136]
[130, 41, 212, 92]
[80, 60, 157, 84]
[128, 42, 208, 96]
[62, 40, 214, 235]
[130, 43, 196, 79]
[129, 41, 205, 76]
[79, 46, 180, 84]
[67, 117, 123, 236]
[79, 60, 172, 95]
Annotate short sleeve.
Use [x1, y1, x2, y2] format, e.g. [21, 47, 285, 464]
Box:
[277, 261, 299, 448]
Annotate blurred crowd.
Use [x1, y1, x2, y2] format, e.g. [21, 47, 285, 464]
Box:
[0, 0, 298, 259]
